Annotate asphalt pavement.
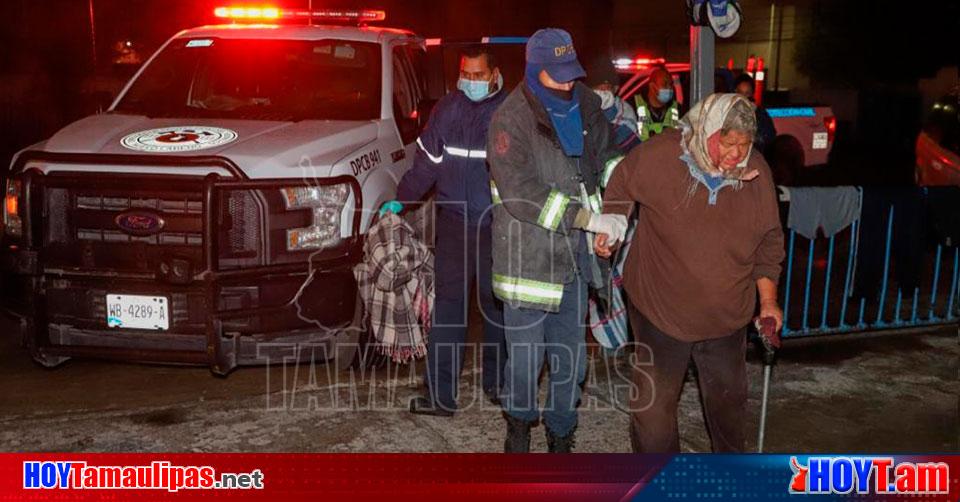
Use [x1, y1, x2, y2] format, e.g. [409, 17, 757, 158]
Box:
[0, 311, 955, 453]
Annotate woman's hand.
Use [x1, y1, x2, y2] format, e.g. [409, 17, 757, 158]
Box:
[759, 299, 783, 332]
[755, 277, 782, 331]
[594, 233, 613, 258]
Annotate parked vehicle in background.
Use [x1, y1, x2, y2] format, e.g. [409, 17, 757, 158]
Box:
[614, 58, 836, 173]
[765, 105, 837, 171]
[916, 90, 960, 186]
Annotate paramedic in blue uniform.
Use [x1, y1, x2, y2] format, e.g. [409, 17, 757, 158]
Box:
[387, 47, 508, 416]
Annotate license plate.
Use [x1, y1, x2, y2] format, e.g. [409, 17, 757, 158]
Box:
[106, 294, 169, 330]
[812, 132, 828, 150]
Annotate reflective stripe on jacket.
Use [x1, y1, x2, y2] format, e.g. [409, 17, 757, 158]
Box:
[398, 89, 506, 226]
[486, 82, 622, 312]
[635, 97, 680, 141]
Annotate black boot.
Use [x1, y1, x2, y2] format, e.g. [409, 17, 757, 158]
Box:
[409, 396, 455, 417]
[503, 413, 532, 453]
[546, 425, 577, 453]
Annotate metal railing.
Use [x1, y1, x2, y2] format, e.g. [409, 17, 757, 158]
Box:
[780, 192, 960, 338]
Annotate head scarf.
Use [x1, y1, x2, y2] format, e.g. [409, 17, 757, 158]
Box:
[679, 93, 758, 181]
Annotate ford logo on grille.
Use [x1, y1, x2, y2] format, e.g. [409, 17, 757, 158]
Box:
[115, 211, 165, 236]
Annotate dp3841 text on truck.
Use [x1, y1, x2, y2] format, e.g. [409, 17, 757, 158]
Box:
[0, 7, 434, 374]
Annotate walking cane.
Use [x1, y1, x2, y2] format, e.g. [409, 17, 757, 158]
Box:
[755, 316, 779, 453]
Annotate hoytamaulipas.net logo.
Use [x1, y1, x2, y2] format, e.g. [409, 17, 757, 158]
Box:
[23, 461, 264, 492]
[789, 456, 949, 495]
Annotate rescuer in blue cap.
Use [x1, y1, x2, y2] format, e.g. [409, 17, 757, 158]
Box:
[486, 28, 627, 453]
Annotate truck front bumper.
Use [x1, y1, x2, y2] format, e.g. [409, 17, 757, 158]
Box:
[3, 248, 360, 374]
[2, 152, 364, 375]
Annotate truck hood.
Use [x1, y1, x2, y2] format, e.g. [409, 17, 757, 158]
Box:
[40, 114, 380, 179]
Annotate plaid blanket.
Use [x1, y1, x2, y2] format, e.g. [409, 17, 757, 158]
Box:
[587, 221, 634, 351]
[353, 213, 434, 363]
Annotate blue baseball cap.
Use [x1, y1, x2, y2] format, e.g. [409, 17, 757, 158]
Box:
[525, 28, 586, 83]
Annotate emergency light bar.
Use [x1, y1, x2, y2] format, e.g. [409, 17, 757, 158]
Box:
[214, 6, 280, 19]
[425, 36, 530, 47]
[214, 6, 386, 24]
[614, 57, 666, 71]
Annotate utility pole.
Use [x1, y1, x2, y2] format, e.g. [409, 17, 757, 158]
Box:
[766, 0, 776, 73]
[773, 2, 784, 91]
[88, 0, 97, 68]
[690, 26, 715, 106]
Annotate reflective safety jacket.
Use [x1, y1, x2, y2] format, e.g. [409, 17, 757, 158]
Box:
[397, 89, 506, 227]
[487, 82, 623, 312]
[634, 96, 680, 141]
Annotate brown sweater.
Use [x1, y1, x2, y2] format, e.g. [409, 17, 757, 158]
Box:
[603, 129, 785, 342]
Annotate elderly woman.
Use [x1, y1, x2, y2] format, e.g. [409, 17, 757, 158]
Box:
[598, 93, 785, 453]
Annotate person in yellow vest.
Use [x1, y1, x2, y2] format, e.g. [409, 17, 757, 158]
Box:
[635, 65, 680, 141]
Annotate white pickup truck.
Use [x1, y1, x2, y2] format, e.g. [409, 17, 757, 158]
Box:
[1, 8, 431, 374]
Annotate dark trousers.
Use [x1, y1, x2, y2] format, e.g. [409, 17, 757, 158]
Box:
[427, 210, 506, 411]
[501, 266, 588, 437]
[627, 305, 747, 453]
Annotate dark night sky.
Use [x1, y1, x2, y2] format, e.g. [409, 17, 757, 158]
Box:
[0, 0, 623, 75]
[2, 1, 957, 81]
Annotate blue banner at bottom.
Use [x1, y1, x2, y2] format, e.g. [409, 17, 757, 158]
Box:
[3, 453, 957, 500]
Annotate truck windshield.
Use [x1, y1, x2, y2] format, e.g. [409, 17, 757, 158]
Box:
[115, 38, 381, 121]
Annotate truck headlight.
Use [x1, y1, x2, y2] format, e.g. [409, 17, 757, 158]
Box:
[3, 179, 22, 238]
[281, 183, 350, 251]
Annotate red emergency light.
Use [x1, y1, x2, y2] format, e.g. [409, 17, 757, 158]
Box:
[613, 56, 666, 72]
[632, 57, 664, 66]
[214, 6, 386, 24]
[214, 6, 280, 19]
[824, 115, 837, 143]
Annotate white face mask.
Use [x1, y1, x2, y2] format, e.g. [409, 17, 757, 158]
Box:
[593, 89, 616, 109]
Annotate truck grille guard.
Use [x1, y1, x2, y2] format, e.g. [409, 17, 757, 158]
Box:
[4, 151, 364, 374]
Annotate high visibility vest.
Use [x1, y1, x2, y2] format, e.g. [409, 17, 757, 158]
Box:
[635, 97, 680, 141]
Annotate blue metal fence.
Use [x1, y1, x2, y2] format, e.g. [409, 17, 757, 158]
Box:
[780, 199, 960, 338]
